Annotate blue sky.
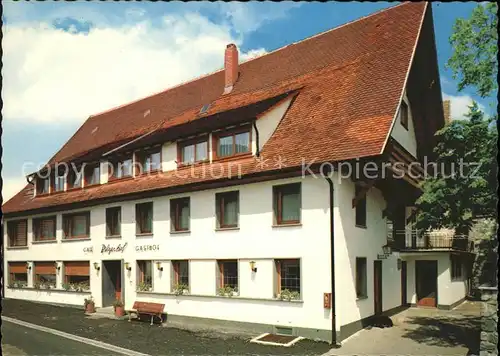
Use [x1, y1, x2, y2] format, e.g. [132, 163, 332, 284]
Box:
[1, 1, 496, 201]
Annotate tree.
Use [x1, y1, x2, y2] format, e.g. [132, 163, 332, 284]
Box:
[415, 102, 497, 235]
[447, 2, 498, 98]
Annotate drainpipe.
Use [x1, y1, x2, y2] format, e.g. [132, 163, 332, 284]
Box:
[253, 121, 260, 157]
[325, 170, 341, 348]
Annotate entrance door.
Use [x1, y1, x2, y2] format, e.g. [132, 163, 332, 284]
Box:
[401, 261, 407, 305]
[374, 260, 383, 315]
[415, 260, 437, 307]
[102, 260, 122, 307]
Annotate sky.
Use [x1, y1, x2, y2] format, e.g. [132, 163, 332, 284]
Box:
[1, 1, 496, 203]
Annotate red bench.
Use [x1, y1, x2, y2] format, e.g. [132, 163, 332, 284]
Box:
[128, 301, 165, 326]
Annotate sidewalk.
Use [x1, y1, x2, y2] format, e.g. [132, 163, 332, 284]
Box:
[2, 298, 330, 355]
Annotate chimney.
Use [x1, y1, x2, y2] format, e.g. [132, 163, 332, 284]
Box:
[443, 100, 451, 124]
[223, 44, 239, 94]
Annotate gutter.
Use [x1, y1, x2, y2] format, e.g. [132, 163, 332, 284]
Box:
[253, 120, 260, 157]
[325, 169, 341, 348]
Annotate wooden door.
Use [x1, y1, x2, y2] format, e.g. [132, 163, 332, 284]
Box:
[374, 260, 383, 315]
[115, 267, 121, 300]
[401, 261, 407, 305]
[415, 260, 438, 307]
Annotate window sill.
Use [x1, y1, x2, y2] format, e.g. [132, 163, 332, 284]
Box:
[107, 176, 134, 184]
[133, 291, 304, 303]
[355, 224, 367, 229]
[7, 287, 90, 294]
[6, 246, 28, 250]
[136, 233, 154, 238]
[36, 192, 50, 197]
[32, 240, 57, 244]
[356, 296, 368, 301]
[212, 152, 252, 164]
[177, 160, 209, 169]
[170, 230, 191, 235]
[66, 187, 83, 192]
[272, 223, 302, 228]
[62, 237, 91, 242]
[105, 235, 122, 239]
[215, 227, 240, 232]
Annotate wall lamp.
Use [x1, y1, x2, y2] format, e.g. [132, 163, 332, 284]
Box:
[93, 262, 100, 271]
[124, 262, 132, 271]
[26, 262, 31, 271]
[54, 262, 61, 272]
[382, 244, 392, 255]
[156, 261, 163, 271]
[249, 261, 257, 273]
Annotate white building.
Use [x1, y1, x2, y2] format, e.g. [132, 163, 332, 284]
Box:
[2, 2, 473, 343]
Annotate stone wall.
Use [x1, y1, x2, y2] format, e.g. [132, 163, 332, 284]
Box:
[479, 286, 498, 356]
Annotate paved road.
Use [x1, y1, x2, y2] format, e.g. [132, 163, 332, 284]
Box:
[1, 320, 121, 356]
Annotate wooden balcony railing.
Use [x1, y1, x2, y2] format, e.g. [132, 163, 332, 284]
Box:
[388, 229, 474, 252]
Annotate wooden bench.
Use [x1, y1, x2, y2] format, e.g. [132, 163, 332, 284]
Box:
[128, 301, 165, 326]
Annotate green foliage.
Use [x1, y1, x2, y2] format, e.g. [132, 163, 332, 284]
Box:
[447, 3, 498, 98]
[217, 285, 238, 297]
[62, 283, 71, 291]
[112, 298, 124, 308]
[415, 102, 497, 233]
[84, 296, 94, 308]
[278, 289, 301, 301]
[173, 283, 189, 296]
[136, 281, 153, 292]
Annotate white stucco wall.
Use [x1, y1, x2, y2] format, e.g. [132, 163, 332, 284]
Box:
[4, 176, 334, 332]
[405, 253, 467, 307]
[255, 97, 293, 152]
[390, 92, 417, 158]
[333, 176, 402, 329]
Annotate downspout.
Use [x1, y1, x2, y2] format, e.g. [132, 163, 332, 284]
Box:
[325, 171, 341, 348]
[253, 120, 260, 157]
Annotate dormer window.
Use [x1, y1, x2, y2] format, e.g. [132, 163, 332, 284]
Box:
[109, 157, 132, 180]
[178, 137, 208, 165]
[400, 101, 409, 130]
[36, 177, 50, 195]
[52, 171, 65, 193]
[84, 164, 100, 186]
[67, 167, 83, 189]
[136, 147, 161, 174]
[213, 126, 251, 160]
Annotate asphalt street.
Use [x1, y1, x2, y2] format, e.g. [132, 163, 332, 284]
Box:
[1, 320, 122, 356]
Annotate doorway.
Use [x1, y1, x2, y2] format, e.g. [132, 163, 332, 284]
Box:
[415, 260, 438, 307]
[102, 260, 122, 307]
[401, 261, 407, 305]
[374, 260, 383, 315]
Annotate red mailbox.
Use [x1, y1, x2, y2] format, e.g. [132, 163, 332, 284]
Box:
[323, 293, 332, 309]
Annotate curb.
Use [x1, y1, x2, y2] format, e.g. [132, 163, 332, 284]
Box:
[2, 316, 150, 356]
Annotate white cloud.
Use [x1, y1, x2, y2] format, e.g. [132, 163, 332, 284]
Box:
[2, 176, 27, 203]
[2, 13, 266, 124]
[442, 93, 486, 120]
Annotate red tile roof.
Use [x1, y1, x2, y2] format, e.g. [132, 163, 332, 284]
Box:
[3, 2, 429, 216]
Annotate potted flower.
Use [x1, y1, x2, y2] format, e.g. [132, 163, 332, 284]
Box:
[113, 299, 125, 317]
[84, 296, 95, 313]
[173, 283, 189, 296]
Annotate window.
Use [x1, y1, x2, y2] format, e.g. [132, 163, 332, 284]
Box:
[106, 207, 121, 237]
[137, 260, 153, 291]
[136, 148, 161, 174]
[84, 164, 100, 186]
[109, 157, 133, 179]
[63, 212, 90, 239]
[217, 260, 238, 294]
[52, 172, 65, 192]
[216, 191, 239, 229]
[64, 261, 90, 291]
[34, 262, 57, 288]
[356, 257, 368, 299]
[36, 177, 50, 195]
[136, 202, 153, 235]
[214, 127, 251, 159]
[33, 216, 57, 241]
[172, 260, 189, 290]
[273, 183, 301, 225]
[170, 198, 190, 232]
[451, 255, 463, 280]
[400, 101, 408, 130]
[8, 262, 28, 287]
[355, 184, 367, 227]
[178, 137, 208, 165]
[275, 259, 301, 299]
[7, 220, 27, 247]
[67, 168, 83, 189]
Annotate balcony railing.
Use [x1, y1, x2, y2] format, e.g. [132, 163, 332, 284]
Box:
[388, 229, 474, 252]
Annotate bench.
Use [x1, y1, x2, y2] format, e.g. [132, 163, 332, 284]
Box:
[128, 301, 165, 326]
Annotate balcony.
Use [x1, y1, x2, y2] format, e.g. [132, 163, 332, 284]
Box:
[388, 229, 474, 252]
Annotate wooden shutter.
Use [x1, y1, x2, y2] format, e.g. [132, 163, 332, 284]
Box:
[64, 261, 90, 276]
[10, 220, 27, 246]
[9, 262, 27, 273]
[35, 262, 56, 274]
